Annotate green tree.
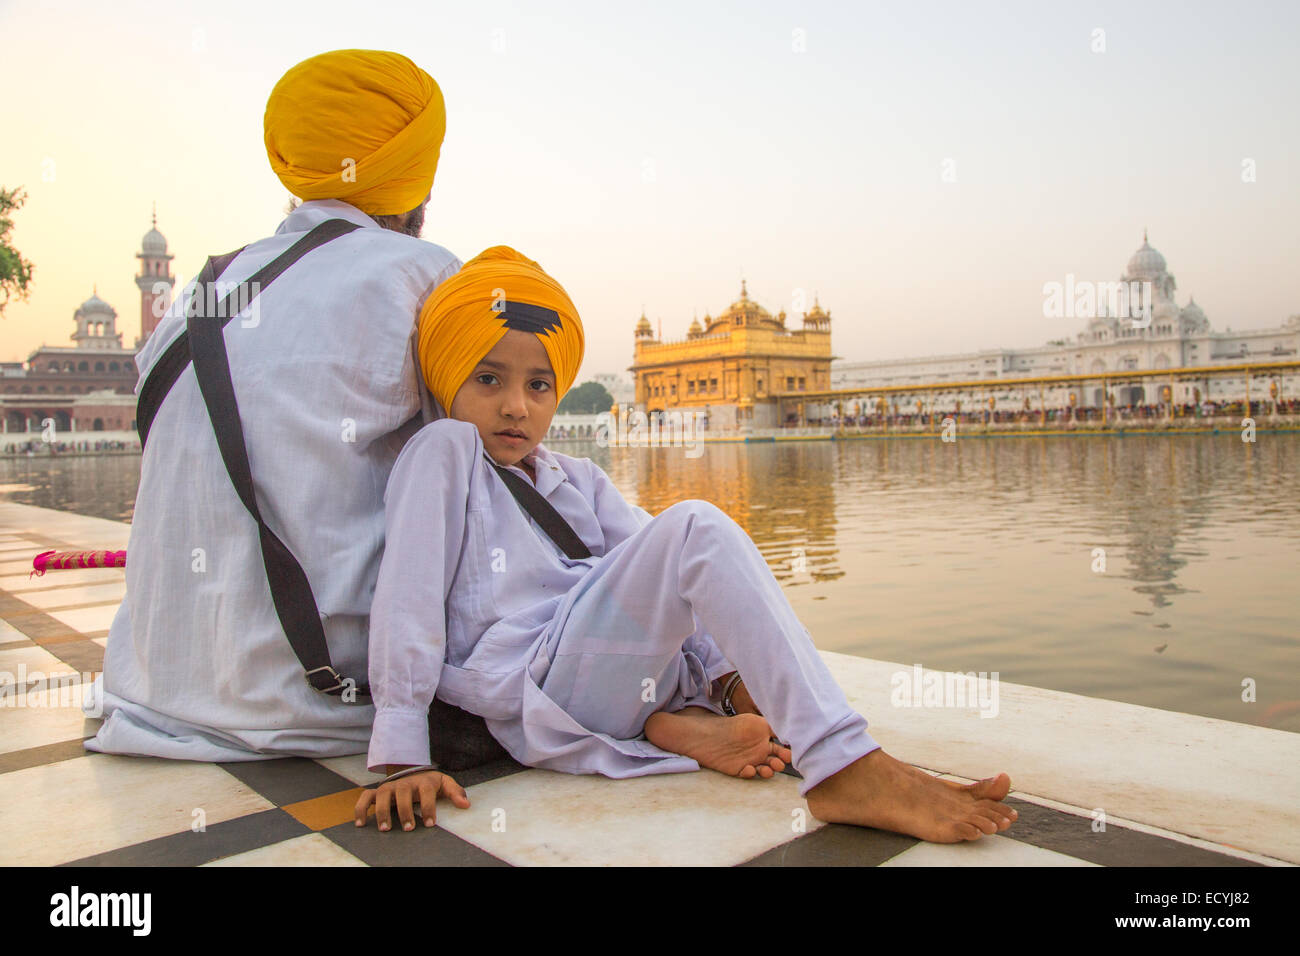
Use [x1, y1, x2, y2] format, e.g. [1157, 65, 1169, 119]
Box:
[0, 187, 35, 317]
[557, 380, 615, 414]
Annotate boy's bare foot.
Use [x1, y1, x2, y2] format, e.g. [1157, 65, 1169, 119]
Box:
[806, 748, 1018, 843]
[645, 707, 792, 779]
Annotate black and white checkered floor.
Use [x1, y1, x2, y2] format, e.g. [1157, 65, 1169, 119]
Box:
[1, 502, 1293, 867]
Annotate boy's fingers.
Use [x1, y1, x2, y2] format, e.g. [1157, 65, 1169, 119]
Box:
[417, 778, 440, 827]
[375, 787, 394, 832]
[396, 784, 417, 832]
[441, 774, 471, 808]
[354, 788, 375, 826]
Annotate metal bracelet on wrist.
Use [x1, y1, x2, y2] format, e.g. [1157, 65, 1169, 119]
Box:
[720, 673, 744, 716]
[373, 764, 439, 787]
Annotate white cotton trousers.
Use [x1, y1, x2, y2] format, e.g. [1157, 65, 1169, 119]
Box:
[504, 499, 880, 796]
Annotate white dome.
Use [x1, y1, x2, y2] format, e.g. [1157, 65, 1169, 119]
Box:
[1126, 237, 1167, 279]
[142, 227, 168, 255]
[1181, 297, 1209, 330]
[77, 292, 115, 315]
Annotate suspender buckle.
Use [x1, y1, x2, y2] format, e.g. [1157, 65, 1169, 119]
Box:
[304, 665, 346, 694]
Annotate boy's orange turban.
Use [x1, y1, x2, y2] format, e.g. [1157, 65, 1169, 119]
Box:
[264, 49, 445, 216]
[418, 247, 585, 412]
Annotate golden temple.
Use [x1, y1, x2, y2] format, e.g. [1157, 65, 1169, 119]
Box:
[629, 281, 834, 428]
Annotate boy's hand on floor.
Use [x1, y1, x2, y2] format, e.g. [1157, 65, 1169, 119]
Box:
[354, 770, 471, 832]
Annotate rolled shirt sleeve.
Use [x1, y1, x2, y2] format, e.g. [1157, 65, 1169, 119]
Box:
[685, 632, 737, 687]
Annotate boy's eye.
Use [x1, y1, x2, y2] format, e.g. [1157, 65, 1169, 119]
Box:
[471, 372, 551, 391]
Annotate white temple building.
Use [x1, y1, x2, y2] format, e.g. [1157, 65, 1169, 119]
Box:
[591, 372, 634, 406]
[832, 236, 1300, 407]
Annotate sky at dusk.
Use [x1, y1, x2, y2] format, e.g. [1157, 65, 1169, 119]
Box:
[1, 0, 1297, 379]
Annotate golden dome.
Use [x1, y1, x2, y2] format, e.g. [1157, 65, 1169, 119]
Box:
[707, 279, 783, 333]
[804, 295, 830, 326]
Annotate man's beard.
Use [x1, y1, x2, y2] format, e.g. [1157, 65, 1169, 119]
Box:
[373, 203, 426, 237]
[397, 202, 425, 238]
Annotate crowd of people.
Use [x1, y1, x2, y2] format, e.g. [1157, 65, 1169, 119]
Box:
[1, 438, 141, 456]
[546, 425, 597, 439]
[807, 398, 1299, 430]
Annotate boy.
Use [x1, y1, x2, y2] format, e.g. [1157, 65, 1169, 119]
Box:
[355, 247, 1018, 843]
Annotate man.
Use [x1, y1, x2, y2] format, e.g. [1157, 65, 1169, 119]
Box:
[85, 49, 461, 760]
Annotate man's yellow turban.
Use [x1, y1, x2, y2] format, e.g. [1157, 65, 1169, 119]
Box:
[418, 247, 585, 413]
[264, 49, 445, 216]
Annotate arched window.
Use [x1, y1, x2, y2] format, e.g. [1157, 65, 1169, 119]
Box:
[79, 361, 89, 372]
[109, 362, 120, 372]
[48, 361, 60, 372]
[93, 418, 104, 431]
[94, 361, 105, 372]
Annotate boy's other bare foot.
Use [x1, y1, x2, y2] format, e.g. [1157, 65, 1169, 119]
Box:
[645, 707, 792, 779]
[806, 748, 1018, 843]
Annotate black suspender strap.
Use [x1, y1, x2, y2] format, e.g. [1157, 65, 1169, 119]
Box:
[136, 247, 244, 449]
[173, 218, 367, 700]
[136, 218, 362, 450]
[491, 463, 593, 560]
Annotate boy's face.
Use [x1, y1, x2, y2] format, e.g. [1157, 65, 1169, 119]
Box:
[448, 329, 558, 468]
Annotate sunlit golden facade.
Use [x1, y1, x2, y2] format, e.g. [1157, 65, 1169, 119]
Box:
[630, 282, 834, 428]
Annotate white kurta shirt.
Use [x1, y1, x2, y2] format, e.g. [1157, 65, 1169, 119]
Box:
[367, 418, 735, 775]
[85, 200, 461, 760]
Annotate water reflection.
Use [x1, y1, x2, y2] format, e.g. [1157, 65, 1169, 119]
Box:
[0, 454, 141, 523]
[2, 434, 1297, 730]
[589, 434, 1299, 731]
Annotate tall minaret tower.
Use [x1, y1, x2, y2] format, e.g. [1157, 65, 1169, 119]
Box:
[135, 205, 175, 347]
